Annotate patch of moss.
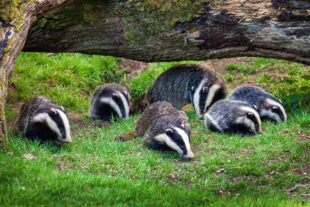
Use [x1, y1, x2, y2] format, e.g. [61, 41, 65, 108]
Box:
[0, 0, 33, 31]
[118, 0, 212, 45]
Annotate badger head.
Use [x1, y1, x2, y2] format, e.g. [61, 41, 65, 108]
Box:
[191, 79, 226, 117]
[232, 106, 262, 136]
[99, 90, 130, 120]
[31, 107, 72, 143]
[259, 98, 287, 123]
[153, 125, 194, 159]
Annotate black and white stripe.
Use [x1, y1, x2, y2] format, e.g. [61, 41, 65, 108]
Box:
[228, 85, 287, 123]
[154, 127, 193, 159]
[32, 108, 71, 143]
[17, 96, 72, 144]
[89, 84, 130, 121]
[204, 100, 262, 136]
[192, 78, 224, 116]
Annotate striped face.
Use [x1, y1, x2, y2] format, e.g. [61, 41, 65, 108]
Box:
[154, 127, 194, 159]
[99, 90, 129, 120]
[32, 108, 71, 143]
[192, 80, 225, 117]
[260, 98, 287, 123]
[234, 106, 262, 135]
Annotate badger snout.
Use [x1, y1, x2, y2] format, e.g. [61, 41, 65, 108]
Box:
[183, 151, 194, 159]
[60, 136, 72, 143]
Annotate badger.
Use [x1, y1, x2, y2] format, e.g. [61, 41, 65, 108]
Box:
[136, 101, 194, 159]
[204, 100, 262, 136]
[227, 85, 287, 123]
[17, 96, 72, 144]
[89, 83, 130, 122]
[146, 64, 226, 117]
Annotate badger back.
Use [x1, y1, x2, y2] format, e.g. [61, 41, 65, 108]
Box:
[146, 64, 226, 116]
[146, 65, 203, 108]
[90, 83, 130, 121]
[136, 101, 179, 137]
[228, 85, 287, 123]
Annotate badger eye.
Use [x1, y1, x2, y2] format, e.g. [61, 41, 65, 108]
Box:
[272, 106, 279, 112]
[246, 112, 254, 118]
[202, 86, 208, 93]
[165, 128, 174, 136]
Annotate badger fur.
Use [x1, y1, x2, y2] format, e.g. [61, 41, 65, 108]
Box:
[136, 101, 194, 159]
[17, 96, 72, 143]
[146, 64, 226, 117]
[228, 85, 287, 123]
[204, 100, 262, 136]
[89, 83, 130, 121]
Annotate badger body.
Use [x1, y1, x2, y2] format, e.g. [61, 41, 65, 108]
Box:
[146, 64, 226, 117]
[89, 83, 130, 122]
[17, 96, 72, 143]
[136, 101, 193, 159]
[228, 85, 287, 123]
[204, 100, 262, 136]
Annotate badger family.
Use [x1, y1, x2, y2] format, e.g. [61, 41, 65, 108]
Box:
[15, 63, 287, 158]
[17, 96, 71, 144]
[146, 64, 226, 117]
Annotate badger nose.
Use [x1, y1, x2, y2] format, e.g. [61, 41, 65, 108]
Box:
[258, 130, 264, 135]
[183, 151, 194, 159]
[62, 136, 72, 143]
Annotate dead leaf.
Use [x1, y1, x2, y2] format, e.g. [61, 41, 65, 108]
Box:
[23, 153, 36, 161]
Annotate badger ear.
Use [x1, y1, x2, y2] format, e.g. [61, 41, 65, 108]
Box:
[165, 128, 173, 136]
[49, 108, 57, 116]
[191, 86, 195, 91]
[278, 99, 283, 104]
[181, 122, 185, 128]
[60, 106, 66, 113]
[202, 86, 208, 93]
[252, 105, 258, 110]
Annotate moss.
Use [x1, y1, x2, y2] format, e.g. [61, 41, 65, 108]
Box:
[0, 0, 33, 31]
[118, 0, 213, 45]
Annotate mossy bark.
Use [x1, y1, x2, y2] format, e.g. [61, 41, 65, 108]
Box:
[25, 0, 310, 64]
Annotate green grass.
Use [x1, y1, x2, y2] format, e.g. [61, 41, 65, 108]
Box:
[9, 53, 124, 113]
[1, 53, 309, 206]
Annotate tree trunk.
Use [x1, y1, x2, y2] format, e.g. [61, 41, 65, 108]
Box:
[0, 0, 309, 148]
[0, 0, 67, 147]
[25, 0, 310, 63]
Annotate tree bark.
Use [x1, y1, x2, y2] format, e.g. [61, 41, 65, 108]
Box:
[24, 0, 310, 63]
[0, 0, 310, 148]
